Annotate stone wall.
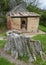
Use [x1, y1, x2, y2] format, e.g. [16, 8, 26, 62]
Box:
[11, 18, 21, 30]
[7, 16, 12, 29]
[7, 17, 21, 30]
[27, 17, 39, 32]
[7, 16, 39, 32]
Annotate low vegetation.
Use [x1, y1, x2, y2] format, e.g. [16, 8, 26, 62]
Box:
[32, 34, 46, 65]
[39, 25, 46, 32]
[18, 54, 29, 63]
[34, 55, 46, 65]
[32, 34, 46, 54]
[0, 40, 6, 48]
[0, 57, 14, 65]
[0, 32, 7, 37]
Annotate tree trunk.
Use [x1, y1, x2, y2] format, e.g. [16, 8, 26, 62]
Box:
[4, 30, 46, 62]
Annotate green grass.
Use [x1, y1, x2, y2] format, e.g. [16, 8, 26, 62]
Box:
[32, 34, 46, 65]
[34, 59, 46, 65]
[33, 54, 46, 65]
[0, 57, 14, 65]
[39, 25, 46, 32]
[32, 34, 46, 54]
[0, 40, 6, 48]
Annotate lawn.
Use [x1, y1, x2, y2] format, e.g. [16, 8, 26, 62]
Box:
[39, 25, 46, 32]
[32, 34, 46, 54]
[0, 57, 14, 65]
[32, 34, 46, 65]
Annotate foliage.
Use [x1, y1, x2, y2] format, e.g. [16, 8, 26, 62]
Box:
[40, 10, 46, 26]
[0, 12, 7, 31]
[39, 25, 46, 32]
[0, 57, 14, 65]
[0, 0, 9, 30]
[0, 0, 9, 12]
[0, 0, 22, 12]
[27, 4, 42, 14]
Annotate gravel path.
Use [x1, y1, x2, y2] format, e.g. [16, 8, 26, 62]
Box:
[0, 48, 33, 65]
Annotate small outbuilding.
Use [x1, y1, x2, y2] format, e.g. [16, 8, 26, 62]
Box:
[6, 2, 40, 33]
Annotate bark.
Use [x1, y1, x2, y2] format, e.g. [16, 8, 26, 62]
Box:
[4, 30, 46, 62]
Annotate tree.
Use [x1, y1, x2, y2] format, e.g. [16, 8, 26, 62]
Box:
[0, 0, 9, 12]
[40, 10, 46, 26]
[23, 0, 40, 6]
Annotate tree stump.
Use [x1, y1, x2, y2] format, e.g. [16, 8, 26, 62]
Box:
[4, 30, 46, 62]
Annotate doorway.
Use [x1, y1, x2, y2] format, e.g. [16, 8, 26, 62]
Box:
[21, 18, 27, 30]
